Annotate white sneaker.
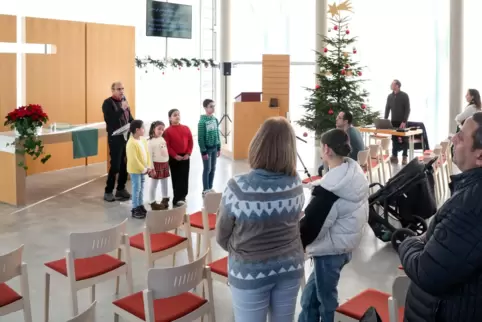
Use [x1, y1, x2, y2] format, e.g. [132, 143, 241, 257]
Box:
[176, 200, 186, 207]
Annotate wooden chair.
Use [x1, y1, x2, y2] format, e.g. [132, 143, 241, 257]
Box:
[368, 145, 383, 188]
[112, 250, 216, 322]
[379, 138, 393, 183]
[0, 245, 32, 322]
[357, 149, 370, 180]
[388, 275, 410, 322]
[190, 192, 223, 263]
[44, 219, 133, 320]
[67, 301, 96, 322]
[129, 205, 194, 268]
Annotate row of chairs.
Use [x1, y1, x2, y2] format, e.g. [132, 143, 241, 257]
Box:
[1, 193, 224, 322]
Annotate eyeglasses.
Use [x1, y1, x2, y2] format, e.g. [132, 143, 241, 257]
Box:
[116, 88, 124, 91]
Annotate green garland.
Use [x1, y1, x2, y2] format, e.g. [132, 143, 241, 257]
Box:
[135, 57, 218, 72]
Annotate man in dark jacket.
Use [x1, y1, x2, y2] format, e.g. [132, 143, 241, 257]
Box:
[385, 79, 410, 165]
[399, 112, 482, 322]
[102, 81, 133, 202]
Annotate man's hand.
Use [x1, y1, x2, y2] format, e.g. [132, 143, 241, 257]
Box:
[202, 154, 209, 161]
[400, 122, 406, 129]
[174, 155, 183, 161]
[183, 154, 190, 160]
[121, 101, 129, 110]
[217, 151, 221, 157]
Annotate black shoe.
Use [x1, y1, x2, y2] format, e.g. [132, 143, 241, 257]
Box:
[116, 189, 131, 200]
[131, 207, 146, 219]
[104, 192, 115, 202]
[139, 205, 148, 215]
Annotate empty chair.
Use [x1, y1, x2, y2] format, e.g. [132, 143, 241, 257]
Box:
[388, 275, 410, 322]
[0, 245, 32, 322]
[44, 219, 133, 320]
[129, 204, 194, 268]
[113, 250, 216, 322]
[67, 301, 96, 322]
[189, 192, 222, 263]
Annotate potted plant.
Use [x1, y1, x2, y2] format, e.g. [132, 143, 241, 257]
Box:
[4, 104, 51, 170]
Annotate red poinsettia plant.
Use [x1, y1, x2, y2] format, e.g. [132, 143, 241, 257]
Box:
[4, 104, 51, 169]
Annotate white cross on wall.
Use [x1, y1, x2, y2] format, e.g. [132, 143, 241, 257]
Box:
[0, 15, 56, 108]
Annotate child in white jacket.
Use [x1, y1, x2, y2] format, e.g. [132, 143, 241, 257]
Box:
[148, 121, 170, 210]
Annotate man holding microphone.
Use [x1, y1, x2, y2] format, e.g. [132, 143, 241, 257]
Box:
[102, 81, 133, 202]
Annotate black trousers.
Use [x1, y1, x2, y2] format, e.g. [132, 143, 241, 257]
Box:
[169, 155, 190, 204]
[105, 135, 128, 193]
[391, 121, 409, 157]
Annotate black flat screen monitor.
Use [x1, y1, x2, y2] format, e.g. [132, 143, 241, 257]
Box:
[146, 1, 192, 39]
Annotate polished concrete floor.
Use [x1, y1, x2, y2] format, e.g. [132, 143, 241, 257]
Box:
[0, 144, 425, 322]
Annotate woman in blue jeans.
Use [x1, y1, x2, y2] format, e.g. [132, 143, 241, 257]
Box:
[216, 117, 305, 322]
[298, 129, 369, 322]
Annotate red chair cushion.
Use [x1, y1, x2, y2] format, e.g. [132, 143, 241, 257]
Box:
[45, 254, 125, 281]
[208, 257, 228, 277]
[383, 155, 389, 161]
[0, 283, 22, 307]
[190, 212, 216, 230]
[130, 232, 187, 253]
[336, 289, 404, 321]
[398, 265, 404, 270]
[302, 175, 322, 184]
[371, 160, 379, 168]
[113, 291, 207, 321]
[424, 150, 433, 154]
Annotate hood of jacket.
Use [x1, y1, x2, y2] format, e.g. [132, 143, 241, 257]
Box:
[315, 158, 369, 202]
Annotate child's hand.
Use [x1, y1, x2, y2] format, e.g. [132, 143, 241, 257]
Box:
[202, 154, 209, 160]
[175, 155, 183, 161]
[183, 154, 190, 160]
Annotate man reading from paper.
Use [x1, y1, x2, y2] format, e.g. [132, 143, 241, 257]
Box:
[102, 81, 133, 202]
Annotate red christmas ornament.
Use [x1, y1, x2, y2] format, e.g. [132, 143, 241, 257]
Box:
[315, 84, 321, 89]
[197, 67, 200, 70]
[179, 67, 181, 70]
[353, 49, 357, 54]
[345, 64, 350, 69]
[334, 25, 338, 31]
[323, 47, 328, 53]
[162, 72, 165, 75]
[358, 71, 362, 76]
[341, 69, 346, 75]
[346, 30, 350, 35]
[328, 109, 334, 115]
[303, 132, 308, 137]
[361, 104, 367, 109]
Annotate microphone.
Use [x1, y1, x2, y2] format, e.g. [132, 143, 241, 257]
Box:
[296, 135, 307, 143]
[121, 95, 126, 102]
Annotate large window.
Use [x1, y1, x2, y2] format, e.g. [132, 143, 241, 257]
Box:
[136, 0, 217, 136]
[464, 1, 482, 103]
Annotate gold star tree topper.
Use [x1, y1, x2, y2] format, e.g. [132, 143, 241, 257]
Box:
[328, 0, 353, 17]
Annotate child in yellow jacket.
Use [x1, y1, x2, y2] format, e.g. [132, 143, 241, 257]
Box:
[126, 120, 152, 219]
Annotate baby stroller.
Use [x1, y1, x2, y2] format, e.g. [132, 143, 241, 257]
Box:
[368, 157, 438, 250]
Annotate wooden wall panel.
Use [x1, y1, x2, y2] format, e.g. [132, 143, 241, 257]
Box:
[0, 15, 16, 132]
[25, 18, 86, 175]
[86, 23, 135, 165]
[262, 55, 290, 118]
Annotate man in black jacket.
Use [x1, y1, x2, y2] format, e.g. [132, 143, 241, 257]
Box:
[102, 81, 133, 202]
[399, 112, 482, 322]
[385, 79, 410, 165]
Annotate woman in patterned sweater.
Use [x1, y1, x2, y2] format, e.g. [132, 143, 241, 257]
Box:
[216, 117, 305, 322]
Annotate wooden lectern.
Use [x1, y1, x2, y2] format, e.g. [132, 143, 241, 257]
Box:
[232, 55, 290, 160]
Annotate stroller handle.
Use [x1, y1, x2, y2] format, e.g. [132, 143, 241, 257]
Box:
[425, 156, 439, 169]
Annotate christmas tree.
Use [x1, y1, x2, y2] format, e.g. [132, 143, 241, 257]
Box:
[297, 1, 379, 137]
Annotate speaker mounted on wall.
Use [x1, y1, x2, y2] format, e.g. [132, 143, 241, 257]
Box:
[223, 62, 232, 76]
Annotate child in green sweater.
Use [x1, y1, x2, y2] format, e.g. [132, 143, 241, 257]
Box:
[198, 99, 221, 196]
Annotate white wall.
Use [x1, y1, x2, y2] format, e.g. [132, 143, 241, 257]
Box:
[1, 0, 217, 135]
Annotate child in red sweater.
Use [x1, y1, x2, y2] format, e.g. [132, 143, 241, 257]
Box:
[163, 109, 193, 207]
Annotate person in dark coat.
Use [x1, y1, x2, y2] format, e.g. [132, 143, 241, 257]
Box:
[398, 112, 482, 322]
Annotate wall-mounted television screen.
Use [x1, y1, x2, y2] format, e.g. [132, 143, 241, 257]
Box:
[146, 0, 192, 39]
